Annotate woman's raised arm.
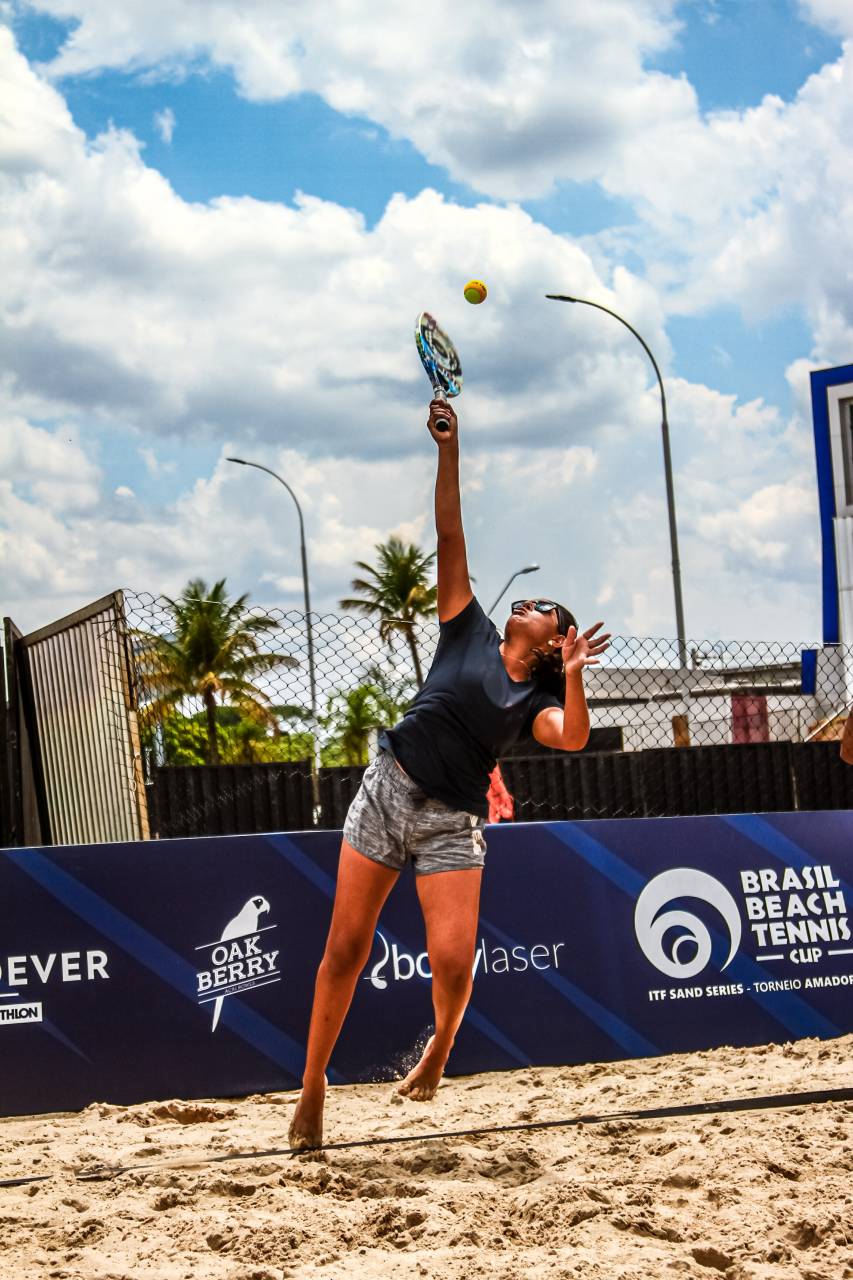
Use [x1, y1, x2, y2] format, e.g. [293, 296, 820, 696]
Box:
[427, 398, 473, 623]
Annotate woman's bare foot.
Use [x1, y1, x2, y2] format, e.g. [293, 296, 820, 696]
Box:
[288, 1077, 326, 1150]
[396, 1035, 449, 1102]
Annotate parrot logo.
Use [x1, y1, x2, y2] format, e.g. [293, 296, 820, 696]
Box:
[223, 895, 271, 939]
[196, 894, 276, 1032]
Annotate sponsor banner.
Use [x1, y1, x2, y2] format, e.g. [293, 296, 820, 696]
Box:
[0, 1001, 42, 1026]
[1, 811, 852, 1116]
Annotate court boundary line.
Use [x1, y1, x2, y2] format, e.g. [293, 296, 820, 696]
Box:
[2, 1085, 851, 1189]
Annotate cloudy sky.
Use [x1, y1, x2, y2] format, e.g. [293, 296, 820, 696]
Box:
[2, 0, 852, 641]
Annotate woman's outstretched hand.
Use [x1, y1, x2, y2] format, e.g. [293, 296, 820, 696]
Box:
[427, 397, 458, 446]
[561, 621, 611, 676]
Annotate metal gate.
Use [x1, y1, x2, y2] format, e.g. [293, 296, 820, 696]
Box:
[1, 593, 149, 846]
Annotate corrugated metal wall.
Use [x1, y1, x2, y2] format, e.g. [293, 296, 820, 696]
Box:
[17, 593, 148, 845]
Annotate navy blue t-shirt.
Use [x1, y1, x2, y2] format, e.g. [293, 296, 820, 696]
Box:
[379, 596, 562, 817]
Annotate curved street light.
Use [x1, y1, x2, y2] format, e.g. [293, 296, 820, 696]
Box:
[546, 294, 687, 667]
[487, 563, 540, 618]
[226, 457, 317, 717]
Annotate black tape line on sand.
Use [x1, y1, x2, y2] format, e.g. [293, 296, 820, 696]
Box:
[2, 1086, 852, 1190]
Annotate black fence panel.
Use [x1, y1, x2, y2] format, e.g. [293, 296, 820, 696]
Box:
[501, 751, 644, 821]
[501, 725, 624, 758]
[318, 765, 366, 830]
[0, 642, 11, 849]
[640, 743, 796, 817]
[152, 763, 313, 838]
[792, 741, 853, 810]
[146, 742, 848, 841]
[500, 756, 569, 822]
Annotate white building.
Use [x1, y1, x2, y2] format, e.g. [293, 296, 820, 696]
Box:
[583, 657, 834, 752]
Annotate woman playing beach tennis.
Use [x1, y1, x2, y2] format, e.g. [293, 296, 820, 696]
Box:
[289, 397, 609, 1149]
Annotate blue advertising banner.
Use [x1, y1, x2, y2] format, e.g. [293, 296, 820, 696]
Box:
[2, 811, 852, 1117]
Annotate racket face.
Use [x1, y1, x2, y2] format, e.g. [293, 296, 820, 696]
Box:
[415, 311, 463, 398]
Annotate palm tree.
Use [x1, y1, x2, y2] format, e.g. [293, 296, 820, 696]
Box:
[135, 578, 298, 764]
[362, 661, 417, 723]
[339, 537, 437, 686]
[323, 684, 388, 766]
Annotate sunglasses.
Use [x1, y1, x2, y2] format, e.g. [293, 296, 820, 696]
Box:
[511, 600, 558, 615]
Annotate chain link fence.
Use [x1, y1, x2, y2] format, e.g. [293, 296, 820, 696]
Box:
[121, 590, 853, 837]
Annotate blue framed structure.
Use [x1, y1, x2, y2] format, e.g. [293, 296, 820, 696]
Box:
[811, 362, 853, 643]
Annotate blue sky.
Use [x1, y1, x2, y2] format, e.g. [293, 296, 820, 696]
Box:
[2, 0, 853, 638]
[651, 0, 840, 108]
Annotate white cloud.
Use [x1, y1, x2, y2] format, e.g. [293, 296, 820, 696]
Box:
[594, 377, 820, 638]
[0, 343, 821, 640]
[0, 30, 671, 456]
[465, 445, 597, 497]
[595, 45, 853, 373]
[697, 481, 815, 569]
[0, 409, 101, 511]
[799, 0, 853, 37]
[115, 484, 134, 497]
[0, 23, 828, 641]
[153, 106, 175, 143]
[138, 446, 175, 474]
[15, 0, 853, 365]
[21, 0, 692, 200]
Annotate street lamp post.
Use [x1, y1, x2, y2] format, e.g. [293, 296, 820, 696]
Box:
[546, 294, 687, 667]
[227, 458, 321, 813]
[487, 563, 540, 618]
[226, 458, 317, 716]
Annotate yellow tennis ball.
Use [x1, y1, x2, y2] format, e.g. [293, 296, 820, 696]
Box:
[464, 279, 488, 304]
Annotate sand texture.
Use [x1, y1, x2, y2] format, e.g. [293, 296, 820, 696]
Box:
[1, 1034, 852, 1280]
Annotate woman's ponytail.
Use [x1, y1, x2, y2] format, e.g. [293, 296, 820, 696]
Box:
[528, 603, 577, 700]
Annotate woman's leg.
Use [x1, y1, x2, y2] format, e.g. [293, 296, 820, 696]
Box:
[289, 839, 399, 1148]
[398, 867, 482, 1101]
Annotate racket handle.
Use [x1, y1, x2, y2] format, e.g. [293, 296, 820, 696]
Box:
[430, 386, 451, 431]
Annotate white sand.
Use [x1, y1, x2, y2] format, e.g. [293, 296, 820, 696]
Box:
[2, 1035, 852, 1279]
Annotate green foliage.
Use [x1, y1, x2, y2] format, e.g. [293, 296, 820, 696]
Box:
[135, 577, 297, 763]
[362, 661, 416, 722]
[320, 670, 414, 766]
[321, 685, 384, 766]
[158, 714, 210, 767]
[146, 671, 411, 771]
[148, 709, 315, 767]
[137, 573, 427, 774]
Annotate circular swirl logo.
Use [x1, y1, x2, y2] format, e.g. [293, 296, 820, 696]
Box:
[634, 868, 741, 980]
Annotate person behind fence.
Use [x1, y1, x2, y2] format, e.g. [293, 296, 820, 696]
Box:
[841, 708, 853, 765]
[288, 397, 610, 1149]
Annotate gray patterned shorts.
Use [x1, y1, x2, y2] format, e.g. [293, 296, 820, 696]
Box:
[343, 750, 487, 876]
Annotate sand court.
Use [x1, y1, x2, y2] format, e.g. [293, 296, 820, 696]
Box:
[2, 1034, 852, 1279]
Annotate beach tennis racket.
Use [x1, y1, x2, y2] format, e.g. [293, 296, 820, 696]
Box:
[415, 311, 463, 431]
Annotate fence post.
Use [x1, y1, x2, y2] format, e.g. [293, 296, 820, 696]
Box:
[115, 592, 151, 840]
